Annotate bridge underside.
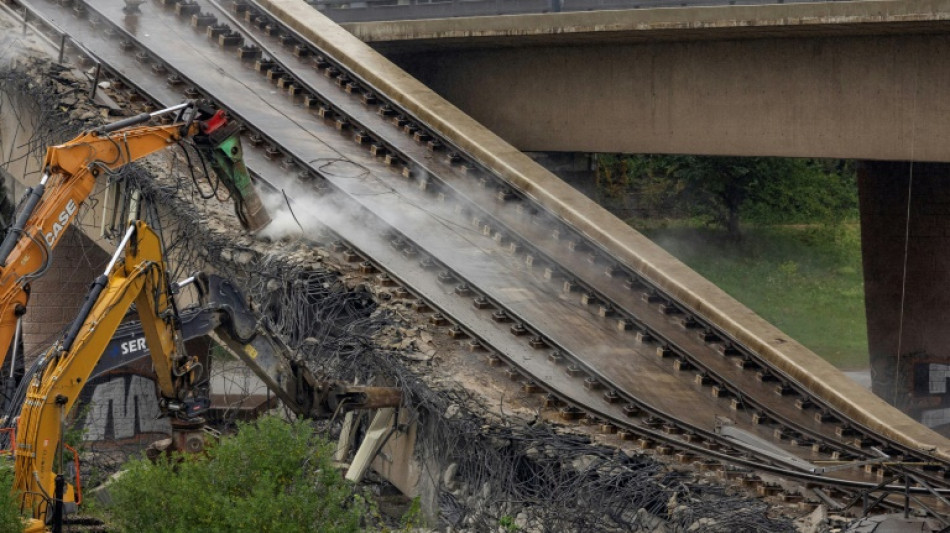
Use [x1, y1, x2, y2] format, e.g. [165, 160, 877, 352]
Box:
[382, 30, 950, 162]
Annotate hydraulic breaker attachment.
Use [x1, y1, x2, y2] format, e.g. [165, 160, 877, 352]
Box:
[192, 109, 272, 232]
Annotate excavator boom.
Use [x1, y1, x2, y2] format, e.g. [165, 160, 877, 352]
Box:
[13, 221, 207, 531]
[0, 102, 270, 402]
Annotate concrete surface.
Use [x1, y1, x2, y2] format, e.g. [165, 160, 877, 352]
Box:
[343, 0, 950, 161]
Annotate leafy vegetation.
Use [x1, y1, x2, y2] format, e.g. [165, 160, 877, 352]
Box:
[0, 465, 25, 532]
[596, 154, 867, 367]
[103, 416, 367, 533]
[596, 155, 858, 241]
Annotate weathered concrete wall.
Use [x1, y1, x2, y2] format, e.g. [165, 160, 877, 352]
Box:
[384, 31, 949, 161]
[858, 161, 950, 428]
[23, 226, 109, 351]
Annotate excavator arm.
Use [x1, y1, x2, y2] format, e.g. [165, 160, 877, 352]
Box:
[194, 274, 400, 418]
[13, 221, 206, 531]
[0, 102, 270, 401]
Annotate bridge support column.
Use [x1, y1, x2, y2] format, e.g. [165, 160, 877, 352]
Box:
[859, 160, 950, 427]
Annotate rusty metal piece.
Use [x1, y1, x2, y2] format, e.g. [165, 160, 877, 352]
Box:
[528, 336, 546, 349]
[774, 383, 794, 396]
[448, 325, 467, 339]
[263, 145, 282, 160]
[369, 144, 387, 157]
[672, 358, 692, 371]
[623, 403, 642, 417]
[794, 397, 815, 411]
[292, 44, 310, 59]
[655, 445, 674, 456]
[303, 93, 325, 109]
[192, 13, 216, 28]
[559, 406, 584, 421]
[313, 384, 402, 417]
[247, 133, 264, 146]
[675, 452, 696, 464]
[522, 381, 542, 394]
[206, 23, 229, 39]
[490, 311, 510, 323]
[635, 331, 654, 344]
[175, 2, 200, 17]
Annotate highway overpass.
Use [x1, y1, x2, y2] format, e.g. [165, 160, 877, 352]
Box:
[346, 0, 950, 162]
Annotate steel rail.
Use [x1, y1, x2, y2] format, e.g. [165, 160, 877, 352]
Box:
[5, 0, 950, 510]
[235, 0, 950, 471]
[182, 0, 950, 477]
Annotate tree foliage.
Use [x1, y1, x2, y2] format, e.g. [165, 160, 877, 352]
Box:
[0, 465, 25, 532]
[104, 416, 366, 533]
[596, 154, 858, 240]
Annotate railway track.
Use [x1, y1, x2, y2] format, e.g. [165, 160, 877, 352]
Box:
[5, 0, 950, 519]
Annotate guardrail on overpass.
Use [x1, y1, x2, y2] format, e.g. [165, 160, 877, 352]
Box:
[309, 0, 855, 23]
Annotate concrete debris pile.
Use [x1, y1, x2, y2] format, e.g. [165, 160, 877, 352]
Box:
[0, 58, 815, 532]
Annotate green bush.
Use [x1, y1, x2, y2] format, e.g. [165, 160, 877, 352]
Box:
[0, 464, 25, 532]
[105, 416, 365, 533]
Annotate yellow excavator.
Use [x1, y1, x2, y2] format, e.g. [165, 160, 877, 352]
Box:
[0, 101, 271, 400]
[14, 220, 203, 532]
[10, 220, 400, 532]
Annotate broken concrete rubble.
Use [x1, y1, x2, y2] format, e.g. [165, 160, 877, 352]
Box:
[0, 56, 840, 532]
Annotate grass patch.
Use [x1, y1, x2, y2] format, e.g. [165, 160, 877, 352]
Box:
[636, 222, 869, 369]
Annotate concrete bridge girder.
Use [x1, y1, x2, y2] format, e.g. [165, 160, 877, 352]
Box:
[352, 1, 950, 162]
